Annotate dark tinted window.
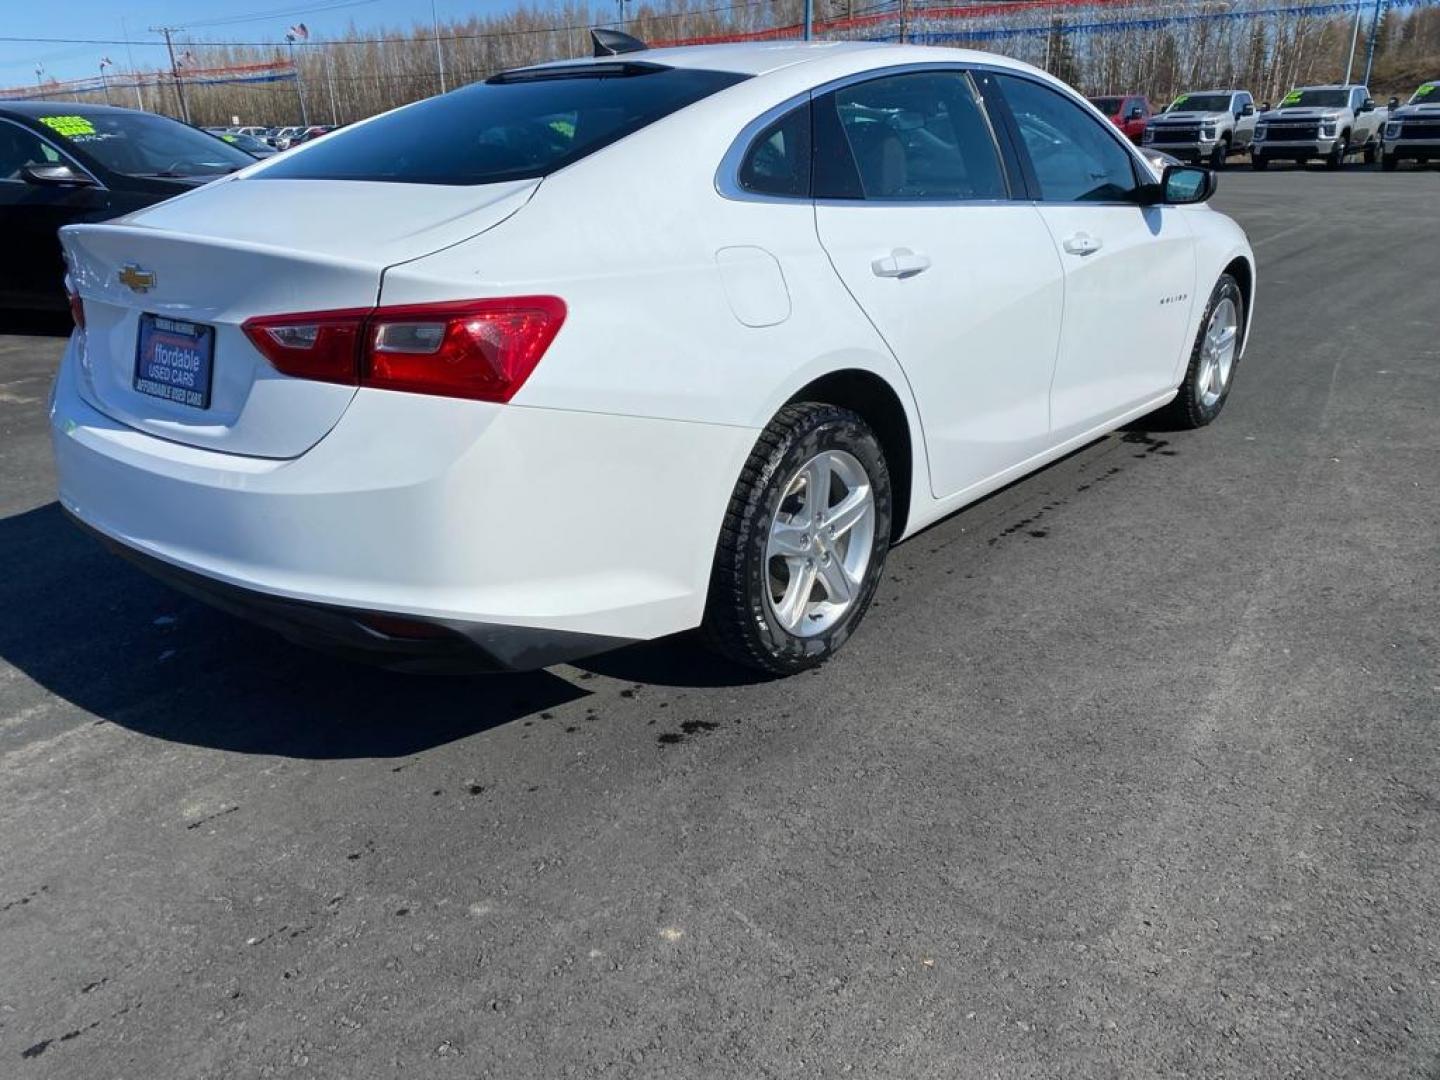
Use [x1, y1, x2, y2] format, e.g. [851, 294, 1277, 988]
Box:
[815, 71, 1008, 201]
[1089, 97, 1123, 115]
[259, 64, 747, 185]
[998, 75, 1140, 202]
[0, 121, 62, 181]
[26, 111, 252, 177]
[739, 103, 811, 197]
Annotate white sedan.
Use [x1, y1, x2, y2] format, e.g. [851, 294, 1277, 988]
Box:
[54, 39, 1254, 674]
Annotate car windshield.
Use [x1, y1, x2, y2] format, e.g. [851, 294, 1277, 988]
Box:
[1169, 93, 1232, 113]
[32, 111, 254, 177]
[216, 131, 267, 154]
[1278, 89, 1349, 109]
[1409, 83, 1439, 104]
[1089, 97, 1123, 114]
[257, 63, 748, 185]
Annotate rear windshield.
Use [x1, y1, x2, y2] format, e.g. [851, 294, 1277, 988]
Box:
[257, 63, 748, 185]
[1089, 97, 1123, 115]
[32, 111, 253, 177]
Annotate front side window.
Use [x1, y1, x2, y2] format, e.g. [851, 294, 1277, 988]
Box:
[815, 70, 1008, 201]
[31, 111, 252, 177]
[996, 75, 1140, 203]
[738, 102, 811, 197]
[260, 63, 747, 186]
[0, 121, 62, 181]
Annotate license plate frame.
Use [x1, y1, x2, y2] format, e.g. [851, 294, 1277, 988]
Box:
[133, 313, 215, 410]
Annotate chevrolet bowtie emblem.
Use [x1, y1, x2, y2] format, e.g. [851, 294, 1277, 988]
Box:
[117, 264, 156, 293]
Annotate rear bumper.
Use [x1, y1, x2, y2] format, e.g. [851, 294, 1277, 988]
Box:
[68, 511, 628, 672]
[51, 335, 757, 669]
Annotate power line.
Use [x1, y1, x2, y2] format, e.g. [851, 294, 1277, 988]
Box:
[170, 0, 382, 31]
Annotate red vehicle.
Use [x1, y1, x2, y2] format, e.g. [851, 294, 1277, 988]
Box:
[1088, 94, 1153, 144]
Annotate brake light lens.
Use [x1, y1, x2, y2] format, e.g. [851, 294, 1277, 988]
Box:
[242, 297, 565, 403]
[65, 276, 85, 331]
[241, 308, 369, 384]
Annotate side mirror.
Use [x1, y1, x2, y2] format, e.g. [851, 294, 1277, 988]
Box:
[1153, 164, 1215, 205]
[1241, 103, 1255, 117]
[20, 163, 95, 187]
[1127, 106, 1145, 120]
[1359, 98, 1376, 113]
[1260, 101, 1271, 112]
[1388, 96, 1401, 110]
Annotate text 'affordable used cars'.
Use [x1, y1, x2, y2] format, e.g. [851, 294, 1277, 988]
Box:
[54, 39, 1255, 675]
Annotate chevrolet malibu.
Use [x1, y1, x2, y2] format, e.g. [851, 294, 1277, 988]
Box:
[54, 39, 1255, 675]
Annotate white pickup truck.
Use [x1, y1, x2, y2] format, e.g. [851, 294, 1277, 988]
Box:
[1142, 89, 1257, 169]
[1381, 80, 1440, 170]
[1251, 84, 1387, 170]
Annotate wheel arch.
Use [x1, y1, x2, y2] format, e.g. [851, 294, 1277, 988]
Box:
[1222, 253, 1255, 354]
[784, 368, 916, 543]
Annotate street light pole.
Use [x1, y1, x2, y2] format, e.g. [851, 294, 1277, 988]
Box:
[286, 35, 311, 126]
[1361, 0, 1385, 89]
[99, 59, 113, 105]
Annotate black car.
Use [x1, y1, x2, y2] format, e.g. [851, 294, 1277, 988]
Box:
[0, 102, 255, 312]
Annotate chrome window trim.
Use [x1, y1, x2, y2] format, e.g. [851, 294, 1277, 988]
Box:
[716, 61, 1159, 210]
[0, 116, 107, 190]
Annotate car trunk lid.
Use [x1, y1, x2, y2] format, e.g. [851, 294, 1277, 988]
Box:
[61, 177, 537, 459]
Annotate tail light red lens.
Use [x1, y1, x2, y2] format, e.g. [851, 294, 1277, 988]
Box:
[364, 298, 566, 403]
[241, 297, 565, 403]
[65, 277, 85, 331]
[241, 309, 370, 385]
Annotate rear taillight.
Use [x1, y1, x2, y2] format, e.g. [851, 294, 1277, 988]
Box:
[241, 308, 370, 385]
[65, 277, 85, 331]
[241, 297, 566, 403]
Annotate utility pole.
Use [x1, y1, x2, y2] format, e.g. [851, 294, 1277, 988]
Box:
[152, 27, 191, 122]
[899, 0, 907, 44]
[431, 0, 447, 94]
[99, 57, 113, 105]
[804, 0, 814, 40]
[1361, 0, 1385, 88]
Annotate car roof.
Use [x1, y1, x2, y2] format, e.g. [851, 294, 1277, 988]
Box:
[0, 100, 144, 117]
[514, 40, 1030, 79]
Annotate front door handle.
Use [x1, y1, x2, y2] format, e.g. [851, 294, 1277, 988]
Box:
[871, 248, 931, 279]
[1062, 232, 1103, 257]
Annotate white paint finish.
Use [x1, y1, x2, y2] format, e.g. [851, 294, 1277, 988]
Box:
[816, 202, 1064, 498]
[714, 246, 791, 327]
[50, 41, 1256, 652]
[1036, 203, 1198, 439]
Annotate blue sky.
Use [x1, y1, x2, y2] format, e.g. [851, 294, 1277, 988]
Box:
[1, 0, 550, 87]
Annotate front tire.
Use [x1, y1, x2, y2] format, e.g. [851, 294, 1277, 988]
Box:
[1363, 138, 1379, 165]
[1381, 152, 1399, 171]
[702, 403, 892, 675]
[1211, 138, 1230, 170]
[1326, 133, 1349, 170]
[1156, 274, 1244, 430]
[1251, 152, 1268, 171]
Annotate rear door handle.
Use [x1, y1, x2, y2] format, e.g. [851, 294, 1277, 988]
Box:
[1062, 232, 1103, 257]
[871, 248, 931, 279]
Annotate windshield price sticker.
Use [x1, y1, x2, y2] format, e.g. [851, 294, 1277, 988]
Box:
[1417, 84, 1437, 100]
[1281, 91, 1303, 106]
[39, 115, 96, 137]
[1173, 95, 1189, 107]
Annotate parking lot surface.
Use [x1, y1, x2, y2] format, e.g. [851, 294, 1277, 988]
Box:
[2, 169, 1438, 1078]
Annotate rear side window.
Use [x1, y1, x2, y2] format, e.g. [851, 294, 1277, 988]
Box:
[814, 71, 1009, 201]
[738, 102, 811, 197]
[258, 64, 748, 186]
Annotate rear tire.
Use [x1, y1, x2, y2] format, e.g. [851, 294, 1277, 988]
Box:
[1155, 274, 1245, 430]
[702, 403, 892, 675]
[1363, 138, 1379, 165]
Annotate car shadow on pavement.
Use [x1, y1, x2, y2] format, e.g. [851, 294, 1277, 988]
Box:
[0, 502, 588, 759]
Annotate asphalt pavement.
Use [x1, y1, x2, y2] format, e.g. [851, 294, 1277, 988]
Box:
[1, 166, 1437, 1078]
